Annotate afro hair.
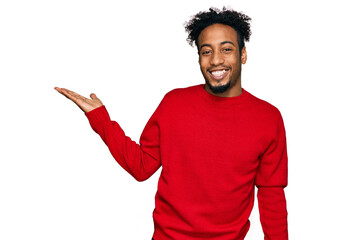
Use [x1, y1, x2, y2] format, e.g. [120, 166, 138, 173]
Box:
[184, 7, 252, 53]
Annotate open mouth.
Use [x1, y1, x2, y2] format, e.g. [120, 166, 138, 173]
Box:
[208, 69, 230, 80]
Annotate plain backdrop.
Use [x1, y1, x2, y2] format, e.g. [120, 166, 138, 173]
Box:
[1, 0, 361, 239]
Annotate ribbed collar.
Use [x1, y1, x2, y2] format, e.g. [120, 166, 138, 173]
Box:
[196, 83, 249, 106]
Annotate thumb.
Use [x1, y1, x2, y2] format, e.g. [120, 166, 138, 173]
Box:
[90, 93, 98, 99]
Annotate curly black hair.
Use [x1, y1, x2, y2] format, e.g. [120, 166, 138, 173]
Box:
[184, 7, 252, 54]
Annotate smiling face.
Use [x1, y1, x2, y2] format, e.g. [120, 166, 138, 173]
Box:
[198, 23, 247, 97]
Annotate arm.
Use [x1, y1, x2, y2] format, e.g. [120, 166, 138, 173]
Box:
[54, 87, 163, 181]
[255, 111, 288, 240]
[85, 104, 162, 181]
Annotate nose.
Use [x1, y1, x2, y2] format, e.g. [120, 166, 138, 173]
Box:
[210, 51, 224, 66]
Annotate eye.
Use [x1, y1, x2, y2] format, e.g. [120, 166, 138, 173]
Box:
[223, 48, 232, 52]
[201, 50, 212, 55]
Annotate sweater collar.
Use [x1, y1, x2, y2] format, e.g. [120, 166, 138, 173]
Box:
[197, 83, 249, 105]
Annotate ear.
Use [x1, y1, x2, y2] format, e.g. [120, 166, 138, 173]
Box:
[241, 46, 247, 64]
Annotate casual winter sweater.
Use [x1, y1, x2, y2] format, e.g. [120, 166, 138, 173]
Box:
[85, 83, 288, 240]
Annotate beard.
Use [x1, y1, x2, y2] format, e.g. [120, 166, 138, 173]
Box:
[205, 78, 231, 94]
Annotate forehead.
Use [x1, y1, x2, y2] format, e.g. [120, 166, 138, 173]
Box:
[198, 23, 238, 46]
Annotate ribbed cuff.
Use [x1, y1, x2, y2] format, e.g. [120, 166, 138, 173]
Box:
[85, 105, 111, 126]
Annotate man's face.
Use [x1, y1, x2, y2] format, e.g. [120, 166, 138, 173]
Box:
[198, 23, 247, 96]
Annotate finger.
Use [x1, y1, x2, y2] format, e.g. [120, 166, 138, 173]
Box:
[90, 93, 98, 100]
[58, 88, 76, 101]
[55, 87, 68, 98]
[61, 88, 80, 98]
[60, 88, 88, 103]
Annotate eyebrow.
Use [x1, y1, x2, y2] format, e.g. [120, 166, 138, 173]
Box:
[199, 41, 236, 50]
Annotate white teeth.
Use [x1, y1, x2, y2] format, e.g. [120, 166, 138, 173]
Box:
[211, 70, 227, 76]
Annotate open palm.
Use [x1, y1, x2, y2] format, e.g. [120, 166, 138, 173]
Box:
[54, 87, 103, 113]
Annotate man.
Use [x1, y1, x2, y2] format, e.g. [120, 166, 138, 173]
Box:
[55, 7, 288, 240]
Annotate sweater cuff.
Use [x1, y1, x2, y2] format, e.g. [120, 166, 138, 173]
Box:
[85, 105, 111, 127]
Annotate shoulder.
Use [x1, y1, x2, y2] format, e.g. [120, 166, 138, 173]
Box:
[152, 85, 200, 122]
[245, 90, 283, 122]
[160, 84, 200, 104]
[153, 85, 199, 116]
[165, 84, 199, 98]
[245, 90, 286, 141]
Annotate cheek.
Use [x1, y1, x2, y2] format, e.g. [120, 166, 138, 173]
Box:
[199, 57, 206, 64]
[199, 59, 208, 70]
[228, 56, 241, 69]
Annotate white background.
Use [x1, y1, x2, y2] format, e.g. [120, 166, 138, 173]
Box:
[1, 0, 361, 239]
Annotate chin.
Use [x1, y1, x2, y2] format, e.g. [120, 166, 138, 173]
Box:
[206, 79, 231, 94]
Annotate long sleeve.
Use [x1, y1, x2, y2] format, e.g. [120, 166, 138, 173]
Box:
[255, 111, 288, 240]
[84, 101, 163, 182]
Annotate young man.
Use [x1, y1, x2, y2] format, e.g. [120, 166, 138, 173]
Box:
[55, 7, 288, 240]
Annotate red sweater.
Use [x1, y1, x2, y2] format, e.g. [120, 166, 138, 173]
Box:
[85, 84, 288, 240]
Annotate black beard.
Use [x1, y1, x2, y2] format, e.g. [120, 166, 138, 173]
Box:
[206, 79, 231, 94]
